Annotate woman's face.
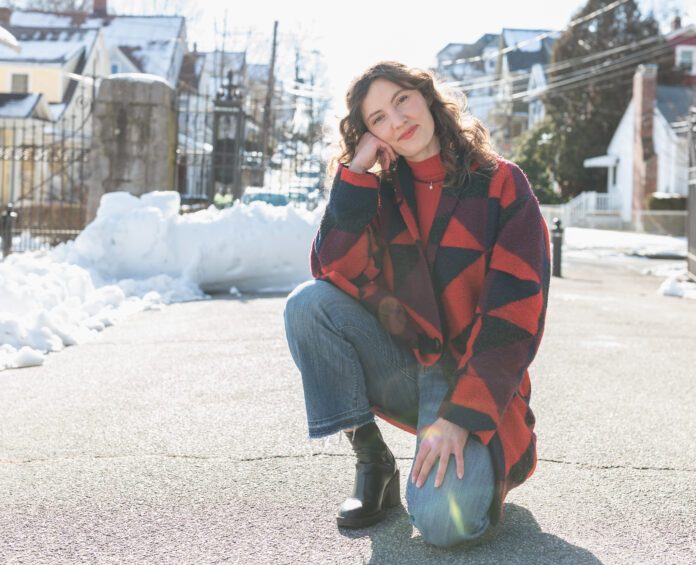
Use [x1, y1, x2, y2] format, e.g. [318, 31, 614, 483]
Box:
[360, 78, 440, 162]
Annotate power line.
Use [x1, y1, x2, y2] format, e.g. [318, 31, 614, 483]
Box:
[446, 32, 672, 94]
[440, 0, 631, 67]
[526, 42, 677, 100]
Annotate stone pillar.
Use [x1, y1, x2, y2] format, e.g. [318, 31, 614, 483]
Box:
[632, 64, 658, 213]
[86, 74, 177, 222]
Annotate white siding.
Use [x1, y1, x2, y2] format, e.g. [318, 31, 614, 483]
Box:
[654, 110, 689, 195]
[606, 100, 634, 223]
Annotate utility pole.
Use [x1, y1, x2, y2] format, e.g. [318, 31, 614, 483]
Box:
[261, 20, 278, 186]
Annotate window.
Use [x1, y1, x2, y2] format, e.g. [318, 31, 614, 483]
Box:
[111, 63, 119, 74]
[676, 46, 695, 74]
[11, 73, 29, 93]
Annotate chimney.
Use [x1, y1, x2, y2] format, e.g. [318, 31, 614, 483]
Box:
[0, 7, 11, 26]
[671, 14, 682, 32]
[93, 0, 107, 17]
[632, 64, 658, 212]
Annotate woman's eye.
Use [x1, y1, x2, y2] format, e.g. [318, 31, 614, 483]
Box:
[372, 115, 383, 126]
[397, 94, 408, 104]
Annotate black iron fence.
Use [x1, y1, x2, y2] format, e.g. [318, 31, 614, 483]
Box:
[0, 87, 93, 255]
[175, 81, 264, 210]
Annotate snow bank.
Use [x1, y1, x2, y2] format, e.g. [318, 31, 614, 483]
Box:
[1, 190, 321, 371]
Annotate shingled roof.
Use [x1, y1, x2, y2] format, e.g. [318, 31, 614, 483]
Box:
[656, 85, 696, 127]
[9, 11, 186, 85]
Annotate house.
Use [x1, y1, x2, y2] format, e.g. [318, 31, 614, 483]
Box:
[435, 34, 499, 124]
[0, 26, 108, 117]
[666, 16, 696, 87]
[584, 64, 696, 227]
[7, 3, 187, 88]
[0, 20, 19, 52]
[0, 23, 110, 206]
[488, 28, 558, 154]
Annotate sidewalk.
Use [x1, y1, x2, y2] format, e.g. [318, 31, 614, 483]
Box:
[1, 256, 695, 564]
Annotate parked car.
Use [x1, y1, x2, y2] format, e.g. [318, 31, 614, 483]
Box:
[242, 187, 289, 207]
[243, 151, 263, 168]
[288, 190, 308, 207]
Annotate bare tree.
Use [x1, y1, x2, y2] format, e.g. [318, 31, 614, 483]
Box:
[6, 0, 91, 11]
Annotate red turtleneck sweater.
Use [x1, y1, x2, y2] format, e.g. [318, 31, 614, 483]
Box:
[406, 153, 447, 252]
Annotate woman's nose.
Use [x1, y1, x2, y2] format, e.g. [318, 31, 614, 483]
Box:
[391, 109, 407, 128]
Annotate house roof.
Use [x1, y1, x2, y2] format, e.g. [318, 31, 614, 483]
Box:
[8, 11, 185, 84]
[665, 23, 696, 41]
[437, 42, 466, 60]
[0, 24, 20, 52]
[439, 34, 499, 69]
[0, 26, 97, 64]
[656, 85, 696, 126]
[0, 92, 51, 119]
[501, 28, 558, 72]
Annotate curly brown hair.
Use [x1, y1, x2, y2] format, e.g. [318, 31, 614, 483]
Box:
[335, 61, 497, 187]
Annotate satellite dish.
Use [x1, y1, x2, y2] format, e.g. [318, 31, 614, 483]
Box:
[0, 26, 21, 54]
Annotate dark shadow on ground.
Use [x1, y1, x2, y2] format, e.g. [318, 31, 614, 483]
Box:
[340, 503, 603, 565]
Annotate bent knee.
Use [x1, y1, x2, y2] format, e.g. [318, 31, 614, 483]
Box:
[284, 280, 324, 325]
[408, 494, 490, 548]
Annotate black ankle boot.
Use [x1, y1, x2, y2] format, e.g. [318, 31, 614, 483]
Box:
[336, 422, 400, 528]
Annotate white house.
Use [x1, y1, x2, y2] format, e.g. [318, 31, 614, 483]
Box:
[584, 65, 696, 225]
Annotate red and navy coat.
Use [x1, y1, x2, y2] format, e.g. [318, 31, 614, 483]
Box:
[310, 155, 550, 524]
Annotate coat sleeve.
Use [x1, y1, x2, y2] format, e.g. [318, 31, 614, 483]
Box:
[438, 161, 550, 443]
[310, 165, 384, 298]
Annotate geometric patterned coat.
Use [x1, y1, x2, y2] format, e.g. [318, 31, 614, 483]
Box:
[310, 155, 551, 524]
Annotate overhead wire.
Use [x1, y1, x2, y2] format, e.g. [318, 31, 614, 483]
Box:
[447, 32, 681, 96]
[439, 0, 631, 67]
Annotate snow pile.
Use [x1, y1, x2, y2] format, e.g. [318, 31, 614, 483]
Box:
[657, 273, 696, 299]
[563, 227, 687, 260]
[1, 190, 321, 371]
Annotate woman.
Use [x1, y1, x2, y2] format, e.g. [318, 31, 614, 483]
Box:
[284, 61, 550, 547]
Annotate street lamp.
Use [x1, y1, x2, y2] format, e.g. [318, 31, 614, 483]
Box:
[213, 70, 246, 202]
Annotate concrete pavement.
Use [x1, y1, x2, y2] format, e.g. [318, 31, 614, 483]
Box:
[1, 255, 695, 564]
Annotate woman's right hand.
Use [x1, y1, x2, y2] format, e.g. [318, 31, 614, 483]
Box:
[348, 132, 397, 174]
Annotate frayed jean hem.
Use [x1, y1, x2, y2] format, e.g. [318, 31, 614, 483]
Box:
[307, 411, 375, 439]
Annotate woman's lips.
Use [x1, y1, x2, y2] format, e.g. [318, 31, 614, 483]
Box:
[399, 125, 417, 141]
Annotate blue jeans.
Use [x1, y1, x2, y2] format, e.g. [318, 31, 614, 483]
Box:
[284, 279, 495, 547]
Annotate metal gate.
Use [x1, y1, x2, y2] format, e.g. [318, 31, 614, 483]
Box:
[1, 85, 93, 254]
[175, 77, 262, 210]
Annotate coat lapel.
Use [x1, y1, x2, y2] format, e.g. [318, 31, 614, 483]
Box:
[392, 157, 443, 343]
[394, 158, 421, 244]
[395, 156, 465, 269]
[425, 179, 461, 267]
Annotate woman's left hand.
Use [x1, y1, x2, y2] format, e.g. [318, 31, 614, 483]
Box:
[411, 417, 469, 488]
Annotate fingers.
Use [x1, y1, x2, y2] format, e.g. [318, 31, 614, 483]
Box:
[412, 442, 439, 488]
[455, 445, 465, 480]
[411, 426, 468, 488]
[434, 454, 448, 488]
[353, 133, 397, 172]
[411, 440, 427, 484]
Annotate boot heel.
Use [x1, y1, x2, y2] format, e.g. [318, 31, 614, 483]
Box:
[383, 469, 401, 508]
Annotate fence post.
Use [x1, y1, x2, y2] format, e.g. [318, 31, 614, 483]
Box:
[2, 203, 18, 257]
[86, 74, 178, 223]
[552, 217, 563, 278]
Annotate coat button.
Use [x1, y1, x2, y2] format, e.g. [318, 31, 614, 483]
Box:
[433, 338, 442, 353]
